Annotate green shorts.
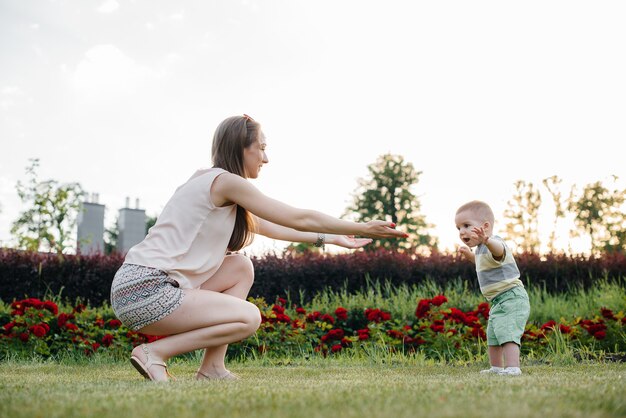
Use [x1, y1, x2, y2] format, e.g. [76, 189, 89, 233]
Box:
[486, 286, 530, 346]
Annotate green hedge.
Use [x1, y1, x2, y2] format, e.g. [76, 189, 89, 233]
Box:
[1, 248, 625, 306]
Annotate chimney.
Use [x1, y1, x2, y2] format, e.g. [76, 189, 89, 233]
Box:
[77, 196, 105, 254]
[117, 198, 146, 254]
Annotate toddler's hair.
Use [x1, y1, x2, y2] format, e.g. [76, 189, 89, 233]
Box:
[456, 200, 495, 224]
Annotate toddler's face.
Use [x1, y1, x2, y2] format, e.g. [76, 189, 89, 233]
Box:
[454, 210, 486, 248]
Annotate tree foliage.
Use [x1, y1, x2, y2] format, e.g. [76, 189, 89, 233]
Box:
[345, 154, 436, 252]
[503, 180, 542, 253]
[568, 176, 626, 254]
[542, 175, 569, 253]
[11, 159, 84, 254]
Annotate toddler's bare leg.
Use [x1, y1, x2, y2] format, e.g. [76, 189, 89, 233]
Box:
[502, 342, 520, 368]
[488, 345, 504, 367]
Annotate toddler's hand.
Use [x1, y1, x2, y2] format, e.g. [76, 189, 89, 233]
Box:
[457, 245, 472, 260]
[472, 226, 489, 245]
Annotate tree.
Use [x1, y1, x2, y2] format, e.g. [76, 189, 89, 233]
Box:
[503, 180, 541, 253]
[11, 159, 85, 254]
[283, 242, 321, 256]
[145, 214, 158, 234]
[104, 217, 119, 255]
[344, 153, 437, 252]
[542, 175, 568, 253]
[568, 176, 626, 254]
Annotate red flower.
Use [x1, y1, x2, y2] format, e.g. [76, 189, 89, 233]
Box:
[276, 297, 287, 306]
[272, 304, 285, 315]
[101, 334, 114, 347]
[593, 331, 606, 340]
[387, 330, 404, 339]
[559, 324, 571, 334]
[19, 332, 29, 342]
[429, 324, 445, 333]
[470, 326, 486, 340]
[3, 322, 16, 333]
[107, 319, 122, 328]
[463, 315, 480, 327]
[600, 308, 617, 321]
[29, 325, 47, 338]
[431, 295, 448, 306]
[65, 323, 79, 331]
[73, 304, 86, 313]
[57, 313, 75, 328]
[295, 307, 307, 315]
[43, 301, 59, 315]
[477, 302, 490, 319]
[586, 323, 607, 336]
[306, 311, 321, 322]
[540, 320, 557, 331]
[357, 328, 370, 340]
[365, 308, 391, 323]
[335, 307, 348, 321]
[415, 299, 430, 318]
[326, 329, 345, 340]
[331, 344, 342, 353]
[320, 314, 335, 324]
[275, 313, 291, 323]
[95, 318, 105, 328]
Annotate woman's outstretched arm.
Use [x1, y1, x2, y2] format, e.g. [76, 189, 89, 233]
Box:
[212, 172, 407, 240]
[255, 217, 373, 249]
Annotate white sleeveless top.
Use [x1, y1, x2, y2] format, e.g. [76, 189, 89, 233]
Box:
[124, 168, 237, 289]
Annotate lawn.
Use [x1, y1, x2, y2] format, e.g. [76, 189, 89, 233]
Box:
[1, 358, 624, 418]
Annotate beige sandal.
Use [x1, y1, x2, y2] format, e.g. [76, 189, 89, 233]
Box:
[196, 369, 239, 380]
[130, 344, 176, 381]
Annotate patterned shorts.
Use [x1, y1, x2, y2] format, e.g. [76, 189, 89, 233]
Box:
[110, 263, 184, 331]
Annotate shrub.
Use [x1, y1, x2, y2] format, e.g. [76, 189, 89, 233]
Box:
[1, 248, 625, 306]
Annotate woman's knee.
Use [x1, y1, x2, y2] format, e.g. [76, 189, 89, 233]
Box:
[229, 253, 255, 286]
[242, 301, 262, 334]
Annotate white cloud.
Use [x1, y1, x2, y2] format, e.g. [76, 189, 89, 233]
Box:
[0, 86, 23, 110]
[0, 176, 18, 245]
[97, 0, 119, 14]
[73, 44, 161, 102]
[2, 86, 22, 96]
[170, 10, 184, 20]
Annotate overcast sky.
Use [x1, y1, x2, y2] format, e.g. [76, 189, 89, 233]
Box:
[1, 0, 625, 255]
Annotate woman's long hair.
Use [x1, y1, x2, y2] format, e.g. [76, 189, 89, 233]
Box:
[211, 115, 259, 251]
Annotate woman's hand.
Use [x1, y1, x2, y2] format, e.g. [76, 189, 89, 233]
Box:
[327, 234, 373, 249]
[361, 220, 409, 239]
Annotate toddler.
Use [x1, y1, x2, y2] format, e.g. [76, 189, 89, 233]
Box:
[455, 200, 530, 376]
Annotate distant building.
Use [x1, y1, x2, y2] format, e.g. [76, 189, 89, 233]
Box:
[117, 197, 146, 253]
[77, 194, 105, 255]
[76, 195, 147, 255]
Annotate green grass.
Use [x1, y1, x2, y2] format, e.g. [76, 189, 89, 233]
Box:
[1, 357, 625, 418]
[299, 277, 626, 324]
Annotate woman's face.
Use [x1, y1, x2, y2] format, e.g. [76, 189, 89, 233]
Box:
[242, 132, 269, 179]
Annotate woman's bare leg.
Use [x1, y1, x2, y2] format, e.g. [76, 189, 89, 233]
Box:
[196, 254, 255, 378]
[131, 276, 260, 381]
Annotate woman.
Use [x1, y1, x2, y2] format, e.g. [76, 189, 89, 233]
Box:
[110, 115, 407, 381]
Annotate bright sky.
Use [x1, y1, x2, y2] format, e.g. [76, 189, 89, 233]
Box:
[1, 0, 625, 255]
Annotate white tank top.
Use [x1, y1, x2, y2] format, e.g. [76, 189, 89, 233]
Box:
[124, 168, 237, 289]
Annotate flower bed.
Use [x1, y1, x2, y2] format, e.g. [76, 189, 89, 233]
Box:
[1, 296, 624, 360]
